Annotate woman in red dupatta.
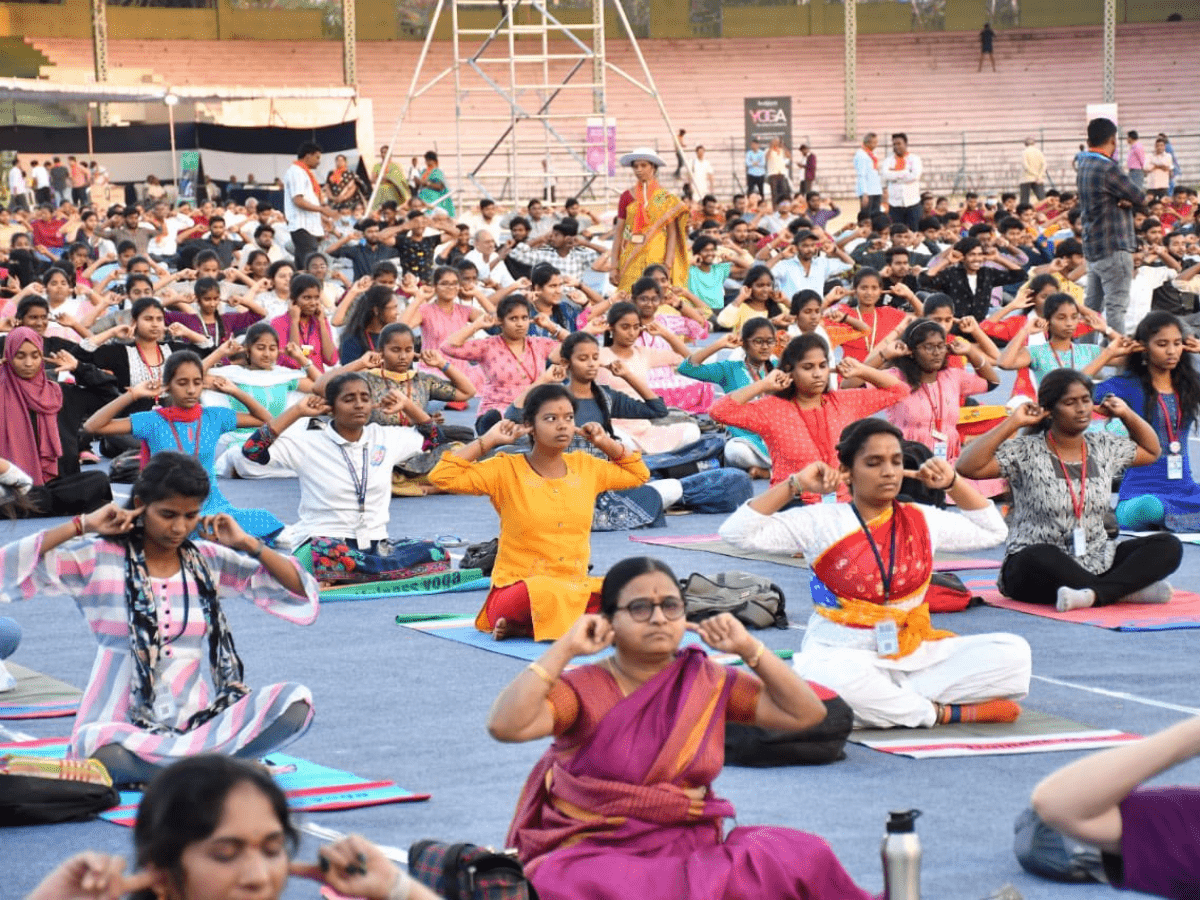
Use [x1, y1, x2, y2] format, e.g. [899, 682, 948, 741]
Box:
[488, 556, 875, 900]
[719, 418, 1030, 730]
[611, 149, 690, 293]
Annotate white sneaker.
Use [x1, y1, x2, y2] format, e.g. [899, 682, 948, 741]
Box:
[0, 660, 16, 693]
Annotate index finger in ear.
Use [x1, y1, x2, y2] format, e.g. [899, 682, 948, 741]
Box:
[288, 860, 326, 882]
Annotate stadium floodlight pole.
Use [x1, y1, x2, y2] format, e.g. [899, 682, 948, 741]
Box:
[843, 0, 857, 141]
[342, 0, 357, 88]
[364, 0, 448, 213]
[90, 0, 110, 125]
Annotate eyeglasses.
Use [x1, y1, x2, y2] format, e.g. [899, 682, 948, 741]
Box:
[436, 280, 459, 287]
[616, 597, 686, 622]
[747, 338, 776, 347]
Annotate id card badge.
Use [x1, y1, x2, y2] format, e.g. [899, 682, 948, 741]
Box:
[153, 693, 177, 723]
[1072, 526, 1087, 557]
[874, 619, 900, 657]
[821, 492, 838, 504]
[1168, 453, 1184, 480]
[930, 429, 948, 460]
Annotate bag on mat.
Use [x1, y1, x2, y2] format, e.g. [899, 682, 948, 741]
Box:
[678, 467, 753, 514]
[462, 538, 499, 576]
[107, 448, 142, 484]
[925, 571, 982, 613]
[725, 682, 853, 767]
[0, 756, 120, 826]
[409, 840, 539, 900]
[681, 571, 787, 629]
[1013, 807, 1107, 884]
[642, 433, 726, 479]
[897, 440, 945, 508]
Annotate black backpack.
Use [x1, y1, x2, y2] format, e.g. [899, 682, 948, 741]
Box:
[725, 687, 854, 767]
[898, 440, 946, 508]
[0, 773, 119, 826]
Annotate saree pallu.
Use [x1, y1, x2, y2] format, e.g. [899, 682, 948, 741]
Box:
[371, 161, 411, 210]
[508, 648, 874, 900]
[617, 188, 690, 293]
[809, 502, 954, 660]
[418, 167, 455, 216]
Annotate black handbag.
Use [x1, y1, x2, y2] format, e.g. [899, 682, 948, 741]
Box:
[725, 689, 853, 767]
[0, 757, 120, 826]
[462, 538, 499, 576]
[409, 840, 538, 900]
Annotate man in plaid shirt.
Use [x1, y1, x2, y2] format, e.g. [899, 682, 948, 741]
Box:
[1077, 117, 1145, 334]
[507, 217, 603, 283]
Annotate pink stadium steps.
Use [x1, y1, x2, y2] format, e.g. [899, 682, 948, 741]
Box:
[27, 21, 1199, 196]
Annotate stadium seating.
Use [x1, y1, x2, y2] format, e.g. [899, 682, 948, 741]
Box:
[26, 20, 1199, 198]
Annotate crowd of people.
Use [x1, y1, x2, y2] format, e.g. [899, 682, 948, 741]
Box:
[5, 117, 1200, 899]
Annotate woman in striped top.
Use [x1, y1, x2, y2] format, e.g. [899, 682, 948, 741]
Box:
[0, 452, 320, 786]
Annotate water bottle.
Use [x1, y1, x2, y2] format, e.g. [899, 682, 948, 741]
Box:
[881, 809, 922, 900]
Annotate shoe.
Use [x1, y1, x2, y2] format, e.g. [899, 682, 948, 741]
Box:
[444, 400, 468, 411]
[79, 451, 100, 465]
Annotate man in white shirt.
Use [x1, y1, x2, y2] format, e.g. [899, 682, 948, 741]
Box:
[881, 133, 923, 231]
[463, 198, 504, 243]
[1019, 137, 1047, 207]
[768, 228, 854, 299]
[690, 146, 715, 199]
[854, 132, 882, 214]
[29, 160, 51, 205]
[6, 158, 29, 212]
[284, 141, 337, 269]
[525, 198, 558, 240]
[464, 230, 515, 290]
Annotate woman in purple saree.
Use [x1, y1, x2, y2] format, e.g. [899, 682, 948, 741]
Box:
[488, 556, 877, 900]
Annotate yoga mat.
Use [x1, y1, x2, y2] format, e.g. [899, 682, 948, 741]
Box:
[320, 568, 491, 602]
[1121, 530, 1200, 545]
[0, 663, 82, 720]
[0, 738, 430, 827]
[849, 710, 1139, 759]
[628, 533, 1002, 572]
[980, 588, 1200, 632]
[397, 617, 793, 669]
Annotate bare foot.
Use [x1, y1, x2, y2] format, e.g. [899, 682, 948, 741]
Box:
[492, 617, 531, 641]
[748, 466, 771, 480]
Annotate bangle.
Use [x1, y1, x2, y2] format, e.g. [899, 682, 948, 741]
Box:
[387, 868, 412, 900]
[441, 361, 451, 373]
[475, 437, 489, 455]
[745, 640, 766, 668]
[248, 538, 265, 559]
[73, 514, 86, 537]
[944, 472, 958, 491]
[527, 661, 556, 688]
[787, 473, 802, 498]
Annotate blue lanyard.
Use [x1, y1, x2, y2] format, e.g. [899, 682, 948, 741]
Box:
[337, 443, 369, 512]
[851, 502, 899, 602]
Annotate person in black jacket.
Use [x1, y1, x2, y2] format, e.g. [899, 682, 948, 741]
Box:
[920, 236, 1026, 321]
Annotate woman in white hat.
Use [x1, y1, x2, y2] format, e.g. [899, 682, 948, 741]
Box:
[611, 148, 690, 294]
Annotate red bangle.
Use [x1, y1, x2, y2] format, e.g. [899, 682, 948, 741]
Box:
[73, 515, 85, 537]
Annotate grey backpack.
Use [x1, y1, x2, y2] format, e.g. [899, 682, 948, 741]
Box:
[681, 571, 788, 630]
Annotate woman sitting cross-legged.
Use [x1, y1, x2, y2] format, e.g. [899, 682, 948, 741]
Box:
[488, 556, 876, 900]
[0, 452, 319, 786]
[84, 350, 285, 542]
[428, 385, 650, 641]
[957, 368, 1183, 611]
[720, 418, 1031, 728]
[241, 374, 428, 583]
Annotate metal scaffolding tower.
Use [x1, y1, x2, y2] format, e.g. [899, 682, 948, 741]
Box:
[367, 0, 687, 211]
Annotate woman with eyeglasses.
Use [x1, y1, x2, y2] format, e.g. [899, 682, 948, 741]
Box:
[487, 555, 874, 900]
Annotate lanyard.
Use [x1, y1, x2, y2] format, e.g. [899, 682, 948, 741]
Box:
[168, 416, 203, 457]
[792, 399, 835, 468]
[337, 443, 369, 512]
[744, 361, 766, 383]
[1047, 433, 1087, 521]
[851, 502, 898, 602]
[137, 342, 164, 378]
[920, 382, 945, 430]
[1158, 393, 1183, 451]
[506, 340, 539, 383]
[1049, 342, 1075, 370]
[199, 315, 223, 344]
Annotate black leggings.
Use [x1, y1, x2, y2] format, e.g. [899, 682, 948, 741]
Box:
[1000, 534, 1182, 606]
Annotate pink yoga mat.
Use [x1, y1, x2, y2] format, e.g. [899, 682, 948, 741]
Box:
[980, 589, 1200, 632]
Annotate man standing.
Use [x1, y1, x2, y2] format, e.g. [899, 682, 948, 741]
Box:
[1078, 117, 1144, 334]
[1125, 131, 1146, 191]
[690, 145, 715, 199]
[673, 128, 687, 180]
[799, 144, 816, 196]
[978, 23, 996, 72]
[854, 133, 882, 214]
[6, 157, 29, 212]
[29, 160, 51, 206]
[284, 141, 336, 268]
[49, 158, 70, 207]
[68, 157, 90, 206]
[1019, 137, 1047, 206]
[744, 140, 766, 197]
[882, 133, 923, 231]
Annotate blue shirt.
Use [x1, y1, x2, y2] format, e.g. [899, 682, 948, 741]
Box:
[854, 147, 881, 197]
[745, 149, 766, 177]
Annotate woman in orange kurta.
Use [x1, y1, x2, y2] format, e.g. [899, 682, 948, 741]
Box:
[428, 385, 650, 641]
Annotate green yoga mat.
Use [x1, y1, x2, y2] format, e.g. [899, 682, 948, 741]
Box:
[320, 568, 491, 602]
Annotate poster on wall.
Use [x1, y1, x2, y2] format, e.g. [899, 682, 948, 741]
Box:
[586, 117, 617, 177]
[744, 97, 792, 155]
[179, 150, 200, 204]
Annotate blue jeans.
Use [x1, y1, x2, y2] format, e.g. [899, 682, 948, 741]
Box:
[0, 617, 21, 659]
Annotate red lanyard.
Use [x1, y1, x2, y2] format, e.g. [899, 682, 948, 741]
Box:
[793, 399, 834, 466]
[744, 362, 766, 383]
[920, 382, 945, 431]
[1046, 433, 1087, 520]
[137, 343, 164, 378]
[505, 340, 539, 383]
[1158, 393, 1182, 449]
[1049, 342, 1075, 369]
[168, 416, 203, 457]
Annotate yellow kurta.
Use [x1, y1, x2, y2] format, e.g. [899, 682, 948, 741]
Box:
[428, 450, 650, 640]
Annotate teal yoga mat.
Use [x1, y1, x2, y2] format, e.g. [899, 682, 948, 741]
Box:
[320, 568, 491, 602]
